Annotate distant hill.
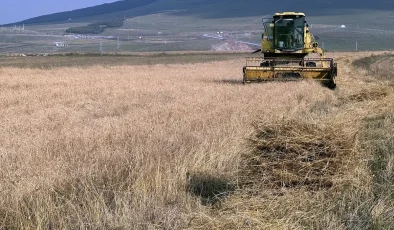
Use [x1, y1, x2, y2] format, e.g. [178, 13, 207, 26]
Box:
[6, 0, 394, 25]
[5, 0, 157, 25]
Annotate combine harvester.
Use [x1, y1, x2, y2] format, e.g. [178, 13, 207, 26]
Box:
[243, 12, 337, 88]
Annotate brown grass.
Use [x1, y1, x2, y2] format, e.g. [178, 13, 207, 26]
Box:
[0, 52, 393, 229]
[242, 121, 352, 190]
[352, 53, 394, 81]
[347, 87, 389, 102]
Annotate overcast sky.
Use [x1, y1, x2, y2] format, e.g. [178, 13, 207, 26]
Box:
[0, 0, 118, 24]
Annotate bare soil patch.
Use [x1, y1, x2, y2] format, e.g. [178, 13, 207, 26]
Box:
[211, 40, 254, 51]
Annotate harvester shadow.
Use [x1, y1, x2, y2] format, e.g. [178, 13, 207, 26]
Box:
[186, 172, 235, 206]
[209, 79, 244, 85]
[209, 79, 336, 89]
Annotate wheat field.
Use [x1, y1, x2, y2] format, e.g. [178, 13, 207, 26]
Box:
[0, 52, 393, 229]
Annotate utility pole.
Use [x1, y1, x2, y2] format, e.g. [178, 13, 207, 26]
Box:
[356, 41, 358, 51]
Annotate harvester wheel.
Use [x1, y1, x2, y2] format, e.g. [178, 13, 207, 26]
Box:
[260, 61, 277, 67]
[260, 61, 269, 67]
[326, 80, 336, 89]
[306, 62, 317, 67]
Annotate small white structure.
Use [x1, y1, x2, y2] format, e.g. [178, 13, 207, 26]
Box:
[54, 42, 66, 47]
[340, 25, 346, 28]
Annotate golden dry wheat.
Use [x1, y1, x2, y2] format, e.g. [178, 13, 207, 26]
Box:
[0, 52, 392, 229]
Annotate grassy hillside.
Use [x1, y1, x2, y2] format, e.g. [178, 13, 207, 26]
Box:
[8, 0, 394, 25]
[2, 0, 394, 53]
[2, 10, 394, 53]
[7, 0, 157, 25]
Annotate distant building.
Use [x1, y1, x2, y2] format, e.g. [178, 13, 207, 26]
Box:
[54, 42, 66, 47]
[340, 25, 346, 28]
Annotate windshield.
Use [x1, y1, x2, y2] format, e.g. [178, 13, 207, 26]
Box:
[263, 19, 274, 48]
[274, 16, 304, 50]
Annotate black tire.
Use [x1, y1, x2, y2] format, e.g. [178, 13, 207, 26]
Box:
[306, 62, 317, 67]
[325, 80, 336, 89]
[260, 61, 277, 67]
[269, 61, 277, 67]
[260, 61, 269, 67]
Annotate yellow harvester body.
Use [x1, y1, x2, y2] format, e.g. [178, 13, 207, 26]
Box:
[243, 12, 337, 88]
